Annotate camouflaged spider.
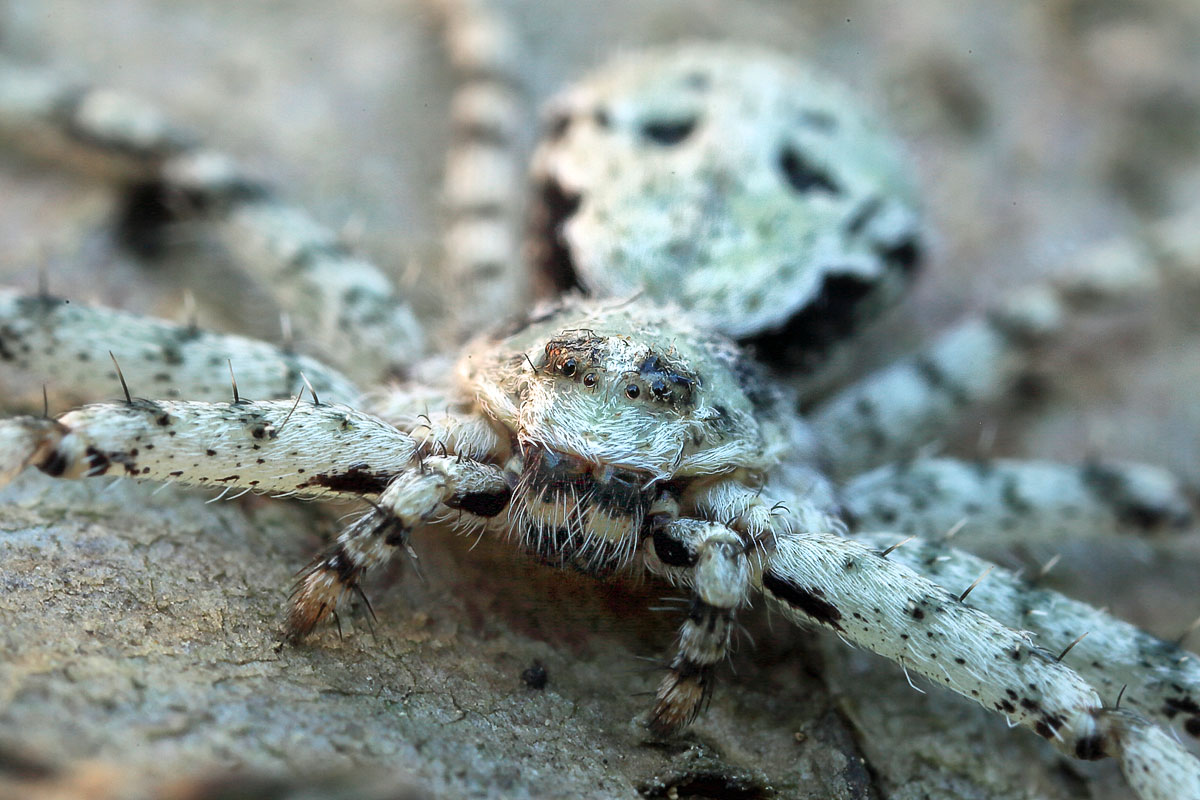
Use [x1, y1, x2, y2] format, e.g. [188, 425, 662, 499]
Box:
[2, 2, 1200, 798]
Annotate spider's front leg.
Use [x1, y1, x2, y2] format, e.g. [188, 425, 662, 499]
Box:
[754, 493, 1200, 799]
[0, 391, 516, 638]
[853, 531, 1200, 745]
[641, 475, 834, 734]
[0, 397, 419, 495]
[642, 513, 752, 734]
[287, 453, 511, 639]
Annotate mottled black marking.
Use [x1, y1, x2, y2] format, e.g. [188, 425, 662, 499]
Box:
[878, 236, 922, 276]
[39, 449, 69, 477]
[324, 545, 362, 586]
[529, 178, 584, 294]
[445, 486, 511, 518]
[1073, 734, 1106, 760]
[747, 273, 875, 370]
[728, 356, 779, 413]
[1000, 475, 1033, 514]
[653, 527, 698, 567]
[778, 144, 841, 195]
[640, 116, 698, 146]
[545, 111, 571, 140]
[1082, 462, 1192, 531]
[637, 354, 698, 408]
[762, 571, 844, 631]
[300, 464, 392, 496]
[115, 178, 269, 258]
[84, 446, 112, 476]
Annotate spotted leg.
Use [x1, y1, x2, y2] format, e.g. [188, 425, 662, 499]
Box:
[427, 0, 532, 340]
[0, 63, 425, 381]
[852, 531, 1200, 746]
[760, 516, 1200, 800]
[842, 456, 1193, 547]
[812, 206, 1200, 479]
[0, 397, 419, 494]
[288, 453, 511, 638]
[636, 475, 838, 733]
[0, 289, 359, 411]
[642, 516, 752, 734]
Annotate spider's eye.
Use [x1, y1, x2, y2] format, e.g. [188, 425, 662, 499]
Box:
[582, 373, 597, 388]
[625, 384, 640, 399]
[561, 358, 577, 377]
[650, 378, 669, 399]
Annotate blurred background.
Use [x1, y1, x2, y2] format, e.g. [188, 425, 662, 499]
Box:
[0, 1, 1198, 798]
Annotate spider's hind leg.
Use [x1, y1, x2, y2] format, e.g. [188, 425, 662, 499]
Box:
[812, 207, 1200, 479]
[0, 64, 426, 382]
[427, 0, 533, 341]
[842, 456, 1193, 549]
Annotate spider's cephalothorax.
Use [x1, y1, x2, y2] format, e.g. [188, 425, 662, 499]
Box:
[465, 299, 814, 575]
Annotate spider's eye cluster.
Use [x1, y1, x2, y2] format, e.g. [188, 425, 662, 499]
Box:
[544, 346, 600, 389]
[626, 354, 698, 409]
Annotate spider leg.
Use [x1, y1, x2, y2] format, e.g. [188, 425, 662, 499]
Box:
[757, 504, 1200, 798]
[852, 531, 1200, 745]
[0, 64, 425, 381]
[811, 206, 1200, 479]
[0, 398, 418, 497]
[641, 516, 752, 734]
[842, 456, 1193, 547]
[0, 288, 359, 411]
[287, 454, 511, 639]
[428, 0, 532, 340]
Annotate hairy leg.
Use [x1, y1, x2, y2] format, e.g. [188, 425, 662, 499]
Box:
[0, 289, 359, 410]
[427, 0, 532, 340]
[760, 519, 1200, 799]
[851, 531, 1200, 744]
[288, 454, 511, 637]
[812, 207, 1200, 479]
[0, 398, 418, 497]
[842, 456, 1192, 546]
[642, 516, 752, 734]
[0, 64, 425, 381]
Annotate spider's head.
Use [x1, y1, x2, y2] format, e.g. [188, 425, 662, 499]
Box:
[470, 297, 793, 482]
[465, 297, 799, 573]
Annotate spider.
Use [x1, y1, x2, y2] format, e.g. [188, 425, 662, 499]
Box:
[2, 2, 1200, 799]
